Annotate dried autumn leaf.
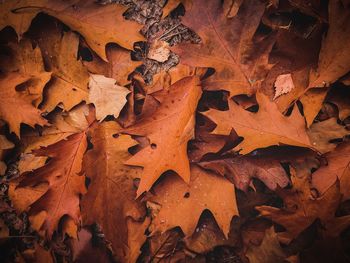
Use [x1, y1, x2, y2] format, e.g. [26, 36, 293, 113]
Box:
[257, 171, 344, 243]
[300, 88, 328, 127]
[273, 73, 295, 100]
[199, 155, 289, 192]
[83, 45, 142, 86]
[148, 165, 238, 237]
[246, 227, 287, 263]
[327, 86, 350, 121]
[34, 28, 90, 112]
[172, 0, 275, 96]
[0, 73, 48, 136]
[88, 74, 130, 121]
[204, 93, 311, 154]
[0, 0, 39, 38]
[312, 142, 350, 200]
[0, 39, 52, 107]
[18, 132, 88, 236]
[124, 76, 202, 196]
[309, 0, 350, 87]
[307, 118, 349, 153]
[81, 121, 147, 262]
[0, 134, 14, 175]
[16, 0, 144, 60]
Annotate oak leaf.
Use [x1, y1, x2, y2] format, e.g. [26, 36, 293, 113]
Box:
[0, 134, 14, 175]
[18, 132, 88, 236]
[308, 0, 350, 87]
[312, 142, 350, 200]
[17, 0, 144, 60]
[300, 88, 328, 127]
[0, 39, 52, 107]
[0, 0, 39, 38]
[204, 93, 311, 154]
[88, 74, 130, 121]
[148, 165, 238, 237]
[81, 121, 147, 262]
[199, 155, 289, 192]
[33, 28, 90, 112]
[307, 118, 349, 154]
[0, 73, 48, 136]
[257, 170, 344, 243]
[83, 45, 142, 86]
[172, 0, 275, 96]
[124, 76, 202, 196]
[246, 227, 287, 263]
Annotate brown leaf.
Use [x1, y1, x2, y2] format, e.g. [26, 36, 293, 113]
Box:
[0, 39, 52, 107]
[124, 76, 202, 196]
[172, 0, 275, 96]
[88, 74, 130, 121]
[246, 227, 287, 263]
[81, 121, 147, 263]
[257, 171, 344, 243]
[83, 45, 142, 86]
[0, 0, 39, 38]
[300, 88, 328, 127]
[199, 155, 289, 192]
[204, 93, 311, 154]
[0, 73, 48, 136]
[16, 0, 144, 60]
[0, 134, 14, 175]
[34, 28, 90, 112]
[148, 165, 238, 237]
[309, 0, 350, 87]
[312, 142, 350, 200]
[18, 132, 88, 236]
[273, 73, 295, 100]
[307, 118, 349, 153]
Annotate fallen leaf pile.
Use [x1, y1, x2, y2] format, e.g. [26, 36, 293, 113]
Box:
[0, 0, 350, 262]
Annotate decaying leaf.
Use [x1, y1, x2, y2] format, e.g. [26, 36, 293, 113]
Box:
[0, 134, 14, 175]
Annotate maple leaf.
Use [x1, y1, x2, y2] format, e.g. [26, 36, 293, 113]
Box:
[172, 0, 275, 96]
[203, 93, 311, 154]
[0, 73, 48, 136]
[32, 26, 90, 112]
[199, 155, 289, 192]
[312, 142, 350, 201]
[148, 165, 238, 237]
[309, 0, 350, 88]
[83, 45, 142, 86]
[17, 132, 88, 236]
[81, 121, 148, 263]
[88, 74, 130, 121]
[124, 76, 202, 196]
[256, 170, 346, 244]
[307, 118, 349, 154]
[14, 0, 144, 60]
[246, 227, 287, 263]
